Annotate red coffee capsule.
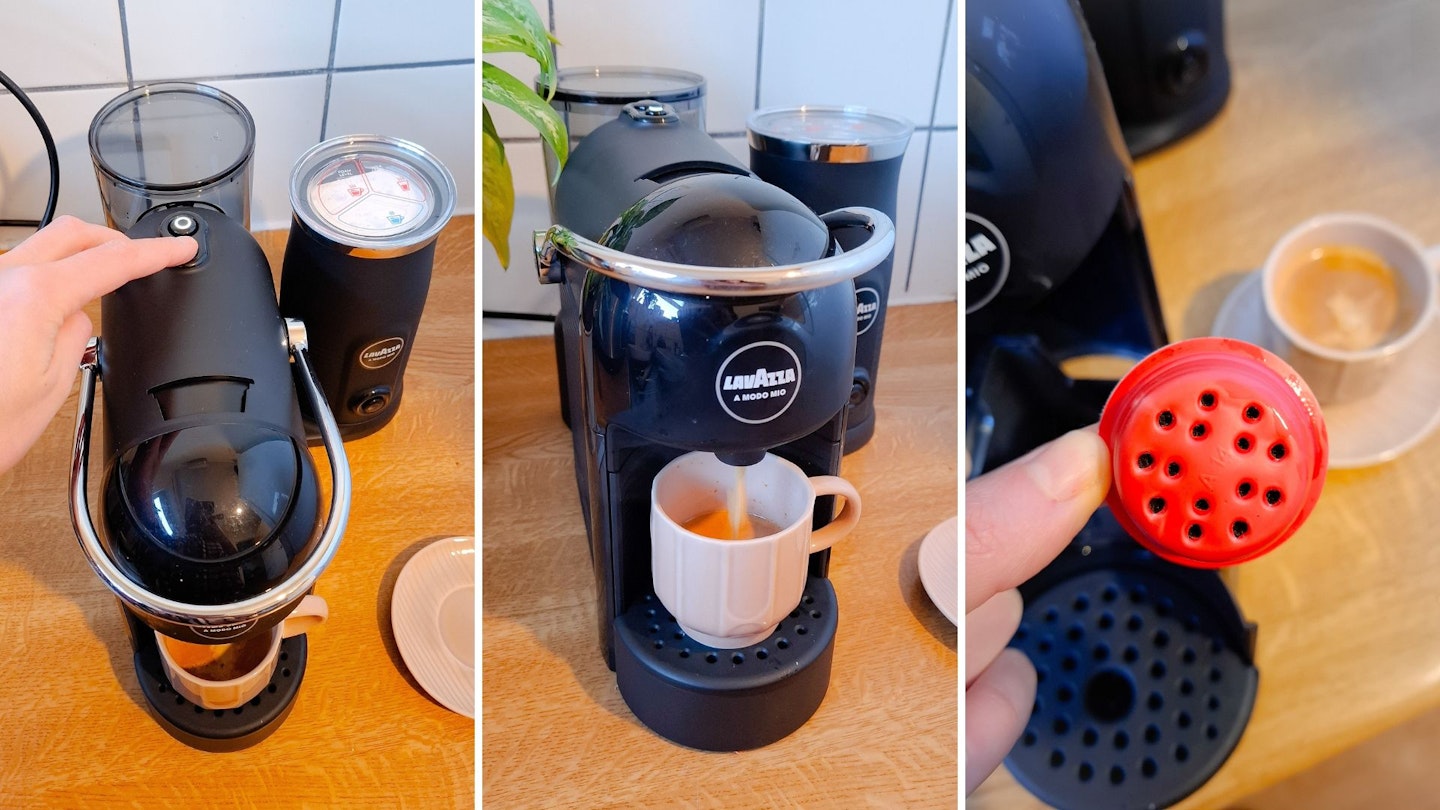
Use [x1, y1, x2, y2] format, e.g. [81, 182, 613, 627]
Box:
[1098, 337, 1329, 568]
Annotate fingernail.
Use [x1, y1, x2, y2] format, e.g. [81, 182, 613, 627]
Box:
[1024, 429, 1108, 502]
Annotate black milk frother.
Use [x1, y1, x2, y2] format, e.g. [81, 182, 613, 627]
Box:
[279, 135, 456, 441]
[747, 106, 913, 453]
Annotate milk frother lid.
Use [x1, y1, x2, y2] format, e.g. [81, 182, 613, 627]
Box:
[747, 106, 914, 163]
[89, 82, 255, 192]
[289, 134, 456, 257]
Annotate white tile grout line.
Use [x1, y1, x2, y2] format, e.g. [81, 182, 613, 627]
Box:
[547, 0, 559, 64]
[117, 0, 134, 90]
[903, 0, 957, 295]
[320, 0, 344, 141]
[0, 63, 475, 98]
[754, 0, 766, 111]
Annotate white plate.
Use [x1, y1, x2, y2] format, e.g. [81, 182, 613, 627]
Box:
[918, 516, 959, 626]
[1211, 266, 1440, 469]
[392, 536, 475, 718]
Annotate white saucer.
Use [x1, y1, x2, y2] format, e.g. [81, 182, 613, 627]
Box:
[918, 516, 958, 625]
[1211, 267, 1440, 469]
[392, 536, 475, 718]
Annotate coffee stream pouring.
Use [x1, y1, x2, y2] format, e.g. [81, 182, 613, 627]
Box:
[69, 83, 351, 751]
[536, 97, 892, 750]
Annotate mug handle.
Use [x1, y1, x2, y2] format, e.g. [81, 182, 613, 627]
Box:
[808, 477, 862, 553]
[280, 594, 329, 638]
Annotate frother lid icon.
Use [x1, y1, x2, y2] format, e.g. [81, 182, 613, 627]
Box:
[1098, 337, 1329, 567]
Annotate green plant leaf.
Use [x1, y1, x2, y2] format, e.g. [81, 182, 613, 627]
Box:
[482, 61, 568, 173]
[481, 106, 514, 268]
[481, 0, 559, 100]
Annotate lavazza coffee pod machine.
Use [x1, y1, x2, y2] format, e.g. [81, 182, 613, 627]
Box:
[72, 83, 352, 751]
[965, 2, 1296, 808]
[535, 99, 894, 750]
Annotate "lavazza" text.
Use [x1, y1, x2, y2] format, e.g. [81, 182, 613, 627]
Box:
[722, 367, 797, 391]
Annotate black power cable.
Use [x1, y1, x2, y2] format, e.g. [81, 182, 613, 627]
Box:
[0, 67, 60, 229]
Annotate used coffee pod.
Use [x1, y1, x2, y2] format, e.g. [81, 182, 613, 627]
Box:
[1098, 337, 1329, 568]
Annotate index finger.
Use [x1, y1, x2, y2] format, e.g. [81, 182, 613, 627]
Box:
[0, 215, 126, 266]
[965, 427, 1111, 613]
[30, 234, 198, 315]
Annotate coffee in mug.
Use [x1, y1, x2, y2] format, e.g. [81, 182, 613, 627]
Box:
[161, 636, 273, 681]
[681, 509, 785, 541]
[651, 452, 861, 649]
[1260, 212, 1438, 406]
[1274, 245, 1401, 351]
[156, 594, 328, 710]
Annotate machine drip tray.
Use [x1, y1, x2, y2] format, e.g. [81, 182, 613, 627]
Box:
[132, 628, 308, 753]
[614, 578, 837, 751]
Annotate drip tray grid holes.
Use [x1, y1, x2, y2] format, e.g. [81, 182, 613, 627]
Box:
[621, 584, 837, 683]
[1005, 568, 1258, 809]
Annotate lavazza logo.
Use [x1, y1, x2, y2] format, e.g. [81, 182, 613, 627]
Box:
[855, 286, 881, 335]
[715, 341, 802, 424]
[358, 337, 405, 370]
[193, 619, 258, 641]
[965, 213, 1010, 314]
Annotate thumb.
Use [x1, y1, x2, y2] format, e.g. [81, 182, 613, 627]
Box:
[966, 428, 1111, 613]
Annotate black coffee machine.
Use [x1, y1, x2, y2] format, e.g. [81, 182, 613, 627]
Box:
[535, 101, 893, 750]
[967, 0, 1168, 471]
[69, 208, 352, 752]
[968, 2, 1259, 807]
[69, 84, 351, 751]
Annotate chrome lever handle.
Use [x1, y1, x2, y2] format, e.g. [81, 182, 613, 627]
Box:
[533, 205, 895, 296]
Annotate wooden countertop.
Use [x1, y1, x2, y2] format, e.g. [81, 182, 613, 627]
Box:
[481, 302, 958, 806]
[973, 0, 1440, 806]
[0, 217, 474, 806]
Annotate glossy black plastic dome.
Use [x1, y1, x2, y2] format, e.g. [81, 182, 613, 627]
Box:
[102, 422, 321, 604]
[600, 173, 831, 268]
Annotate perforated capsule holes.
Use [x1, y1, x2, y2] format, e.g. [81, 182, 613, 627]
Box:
[1099, 338, 1329, 568]
[1005, 569, 1258, 810]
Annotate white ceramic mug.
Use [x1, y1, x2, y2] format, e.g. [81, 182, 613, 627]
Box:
[650, 452, 861, 649]
[1260, 212, 1437, 405]
[156, 594, 328, 710]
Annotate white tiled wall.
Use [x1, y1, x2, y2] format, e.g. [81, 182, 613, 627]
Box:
[482, 0, 959, 339]
[0, 1, 474, 243]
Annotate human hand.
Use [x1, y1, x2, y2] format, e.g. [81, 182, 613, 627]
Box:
[965, 427, 1111, 794]
[0, 216, 197, 474]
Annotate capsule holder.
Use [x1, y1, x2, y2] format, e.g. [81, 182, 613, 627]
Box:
[1006, 535, 1258, 810]
[1099, 337, 1328, 568]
